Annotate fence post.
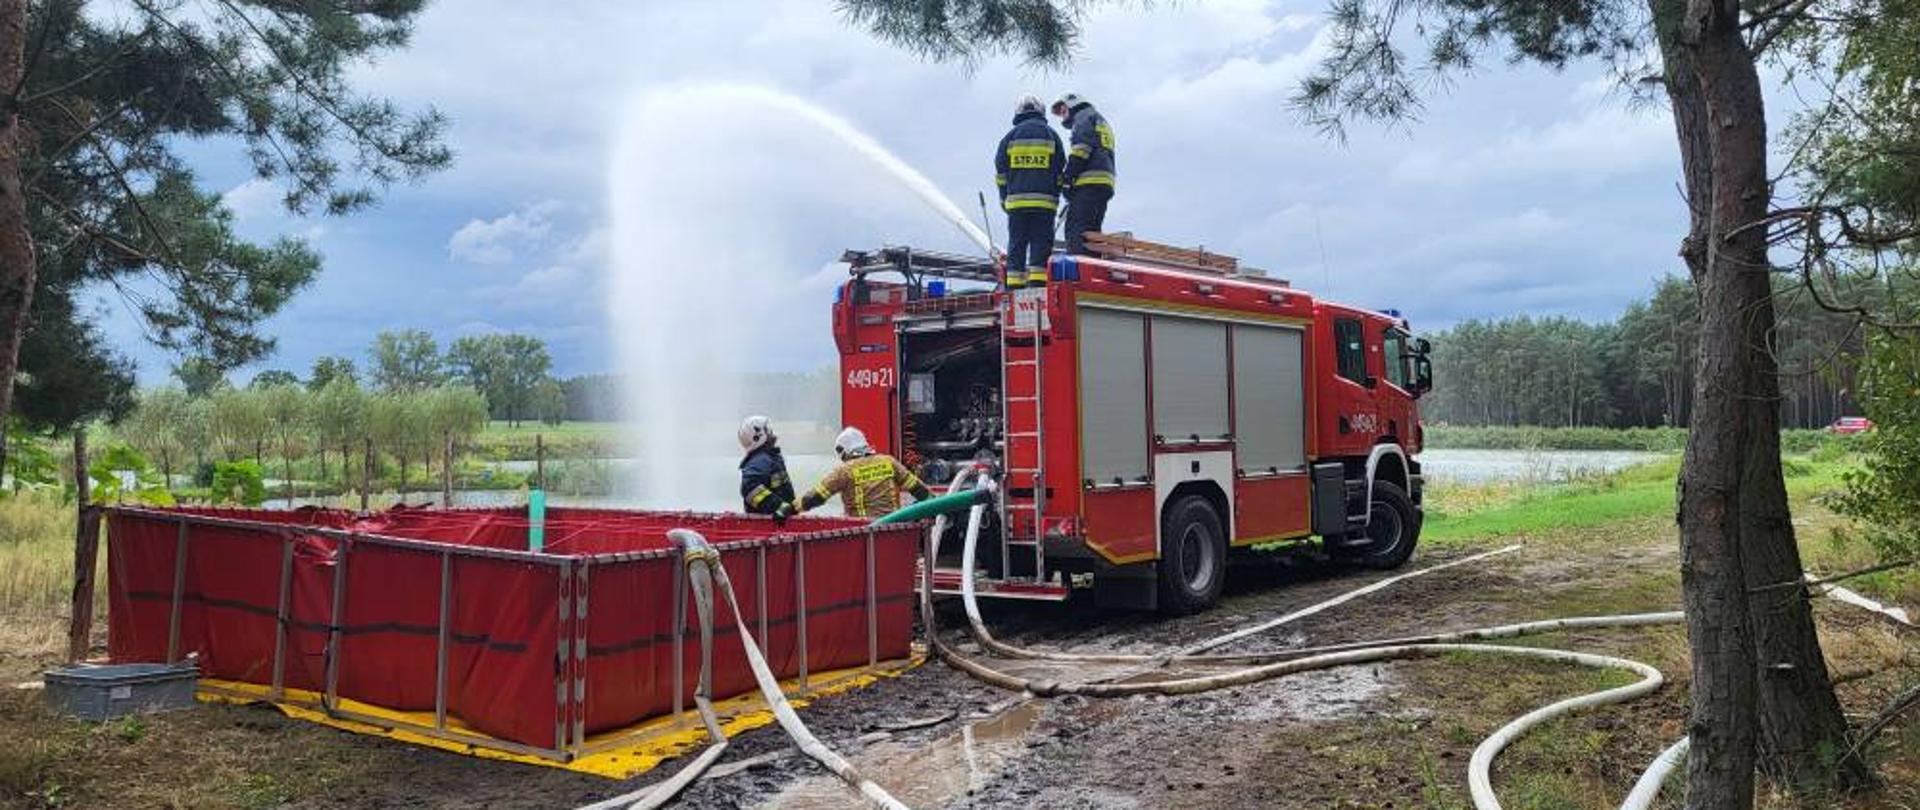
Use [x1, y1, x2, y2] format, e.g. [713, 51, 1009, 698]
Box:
[361, 438, 373, 513]
[67, 431, 100, 663]
[535, 434, 546, 490]
[442, 434, 454, 508]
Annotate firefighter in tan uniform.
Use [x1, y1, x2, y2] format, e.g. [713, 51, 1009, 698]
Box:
[784, 427, 932, 520]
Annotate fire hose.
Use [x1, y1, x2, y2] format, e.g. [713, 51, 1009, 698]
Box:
[581, 471, 1708, 809]
[915, 465, 1687, 809]
[579, 530, 910, 810]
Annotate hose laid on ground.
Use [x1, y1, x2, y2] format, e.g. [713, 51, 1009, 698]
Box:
[1620, 738, 1689, 810]
[576, 531, 909, 810]
[918, 477, 1685, 810]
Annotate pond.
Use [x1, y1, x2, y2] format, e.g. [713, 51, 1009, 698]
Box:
[1416, 448, 1666, 485]
[268, 449, 1663, 512]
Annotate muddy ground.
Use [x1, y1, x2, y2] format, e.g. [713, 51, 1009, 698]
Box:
[5, 518, 1917, 809]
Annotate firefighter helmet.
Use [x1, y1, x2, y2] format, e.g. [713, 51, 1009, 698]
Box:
[1015, 95, 1044, 115]
[834, 426, 872, 460]
[1052, 93, 1088, 114]
[737, 415, 775, 452]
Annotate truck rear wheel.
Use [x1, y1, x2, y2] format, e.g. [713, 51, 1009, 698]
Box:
[1158, 495, 1227, 615]
[1341, 480, 1420, 570]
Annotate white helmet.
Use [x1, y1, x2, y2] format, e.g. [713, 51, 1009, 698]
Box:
[1015, 95, 1044, 115]
[1052, 93, 1088, 114]
[738, 415, 775, 452]
[834, 426, 872, 460]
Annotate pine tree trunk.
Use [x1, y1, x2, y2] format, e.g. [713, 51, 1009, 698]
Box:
[1654, 0, 1762, 803]
[1742, 296, 1876, 790]
[0, 0, 34, 437]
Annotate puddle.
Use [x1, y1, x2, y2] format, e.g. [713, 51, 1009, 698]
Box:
[755, 701, 1043, 809]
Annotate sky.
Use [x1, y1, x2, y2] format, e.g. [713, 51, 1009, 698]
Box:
[97, 0, 1698, 385]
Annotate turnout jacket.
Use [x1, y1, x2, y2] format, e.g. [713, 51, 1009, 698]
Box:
[797, 452, 931, 519]
[1061, 104, 1116, 190]
[994, 110, 1066, 212]
[738, 445, 797, 515]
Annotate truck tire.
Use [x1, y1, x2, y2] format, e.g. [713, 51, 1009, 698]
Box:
[1158, 495, 1227, 615]
[1340, 480, 1420, 570]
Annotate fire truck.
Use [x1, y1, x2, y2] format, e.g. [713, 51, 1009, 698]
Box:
[833, 234, 1434, 614]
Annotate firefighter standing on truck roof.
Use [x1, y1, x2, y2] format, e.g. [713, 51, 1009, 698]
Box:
[994, 95, 1066, 289]
[783, 427, 932, 520]
[737, 415, 797, 518]
[1052, 93, 1115, 256]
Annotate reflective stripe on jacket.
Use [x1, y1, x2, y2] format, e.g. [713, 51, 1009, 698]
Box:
[738, 446, 796, 515]
[994, 110, 1065, 213]
[805, 453, 925, 519]
[1063, 105, 1116, 189]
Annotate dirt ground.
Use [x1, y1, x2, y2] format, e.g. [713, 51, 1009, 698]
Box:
[5, 517, 1918, 809]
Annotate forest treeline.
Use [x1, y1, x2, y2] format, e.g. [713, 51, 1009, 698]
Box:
[1420, 275, 1872, 429]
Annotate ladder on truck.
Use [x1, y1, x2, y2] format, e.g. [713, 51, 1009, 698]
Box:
[999, 285, 1048, 583]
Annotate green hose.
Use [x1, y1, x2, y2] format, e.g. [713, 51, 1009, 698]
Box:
[874, 487, 992, 525]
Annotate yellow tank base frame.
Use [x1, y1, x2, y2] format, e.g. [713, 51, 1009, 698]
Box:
[195, 653, 923, 780]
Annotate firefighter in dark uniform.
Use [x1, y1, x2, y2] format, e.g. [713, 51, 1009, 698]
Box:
[1052, 93, 1115, 256]
[737, 415, 797, 517]
[994, 95, 1066, 288]
[789, 427, 931, 520]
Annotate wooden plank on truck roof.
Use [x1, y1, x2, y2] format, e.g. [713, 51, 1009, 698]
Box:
[1084, 232, 1240, 273]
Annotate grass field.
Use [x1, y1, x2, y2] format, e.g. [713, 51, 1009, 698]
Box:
[1425, 451, 1920, 608]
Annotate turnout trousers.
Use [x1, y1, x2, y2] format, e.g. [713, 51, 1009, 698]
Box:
[1004, 209, 1056, 287]
[1063, 186, 1113, 256]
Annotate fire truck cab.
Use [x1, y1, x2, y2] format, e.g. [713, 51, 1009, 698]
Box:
[832, 235, 1434, 614]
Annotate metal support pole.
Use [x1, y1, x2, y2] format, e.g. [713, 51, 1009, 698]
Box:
[573, 562, 589, 750]
[434, 551, 451, 731]
[324, 536, 352, 712]
[795, 540, 809, 694]
[555, 559, 571, 751]
[756, 545, 769, 659]
[865, 530, 878, 668]
[671, 557, 685, 722]
[271, 531, 294, 700]
[165, 518, 188, 664]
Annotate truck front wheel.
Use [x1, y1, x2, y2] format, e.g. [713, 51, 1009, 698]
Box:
[1158, 495, 1227, 615]
[1340, 480, 1421, 570]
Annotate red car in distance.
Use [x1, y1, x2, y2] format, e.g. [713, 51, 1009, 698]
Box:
[1828, 416, 1874, 435]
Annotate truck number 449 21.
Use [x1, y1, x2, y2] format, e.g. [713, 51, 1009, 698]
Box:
[847, 367, 895, 389]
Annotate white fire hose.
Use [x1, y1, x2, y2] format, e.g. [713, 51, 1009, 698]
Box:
[920, 465, 1686, 810]
[578, 530, 909, 810]
[570, 464, 1846, 810]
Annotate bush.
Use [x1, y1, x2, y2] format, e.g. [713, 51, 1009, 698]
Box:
[211, 460, 267, 506]
[1424, 424, 1855, 454]
[1423, 425, 1689, 452]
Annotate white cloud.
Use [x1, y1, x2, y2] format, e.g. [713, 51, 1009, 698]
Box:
[221, 178, 280, 222]
[1390, 103, 1674, 187]
[447, 200, 562, 264]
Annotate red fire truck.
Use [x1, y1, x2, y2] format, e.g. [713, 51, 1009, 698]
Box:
[833, 235, 1434, 614]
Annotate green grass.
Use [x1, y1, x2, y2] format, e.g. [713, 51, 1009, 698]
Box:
[473, 421, 621, 461]
[1424, 454, 1860, 548]
[1425, 458, 1682, 545]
